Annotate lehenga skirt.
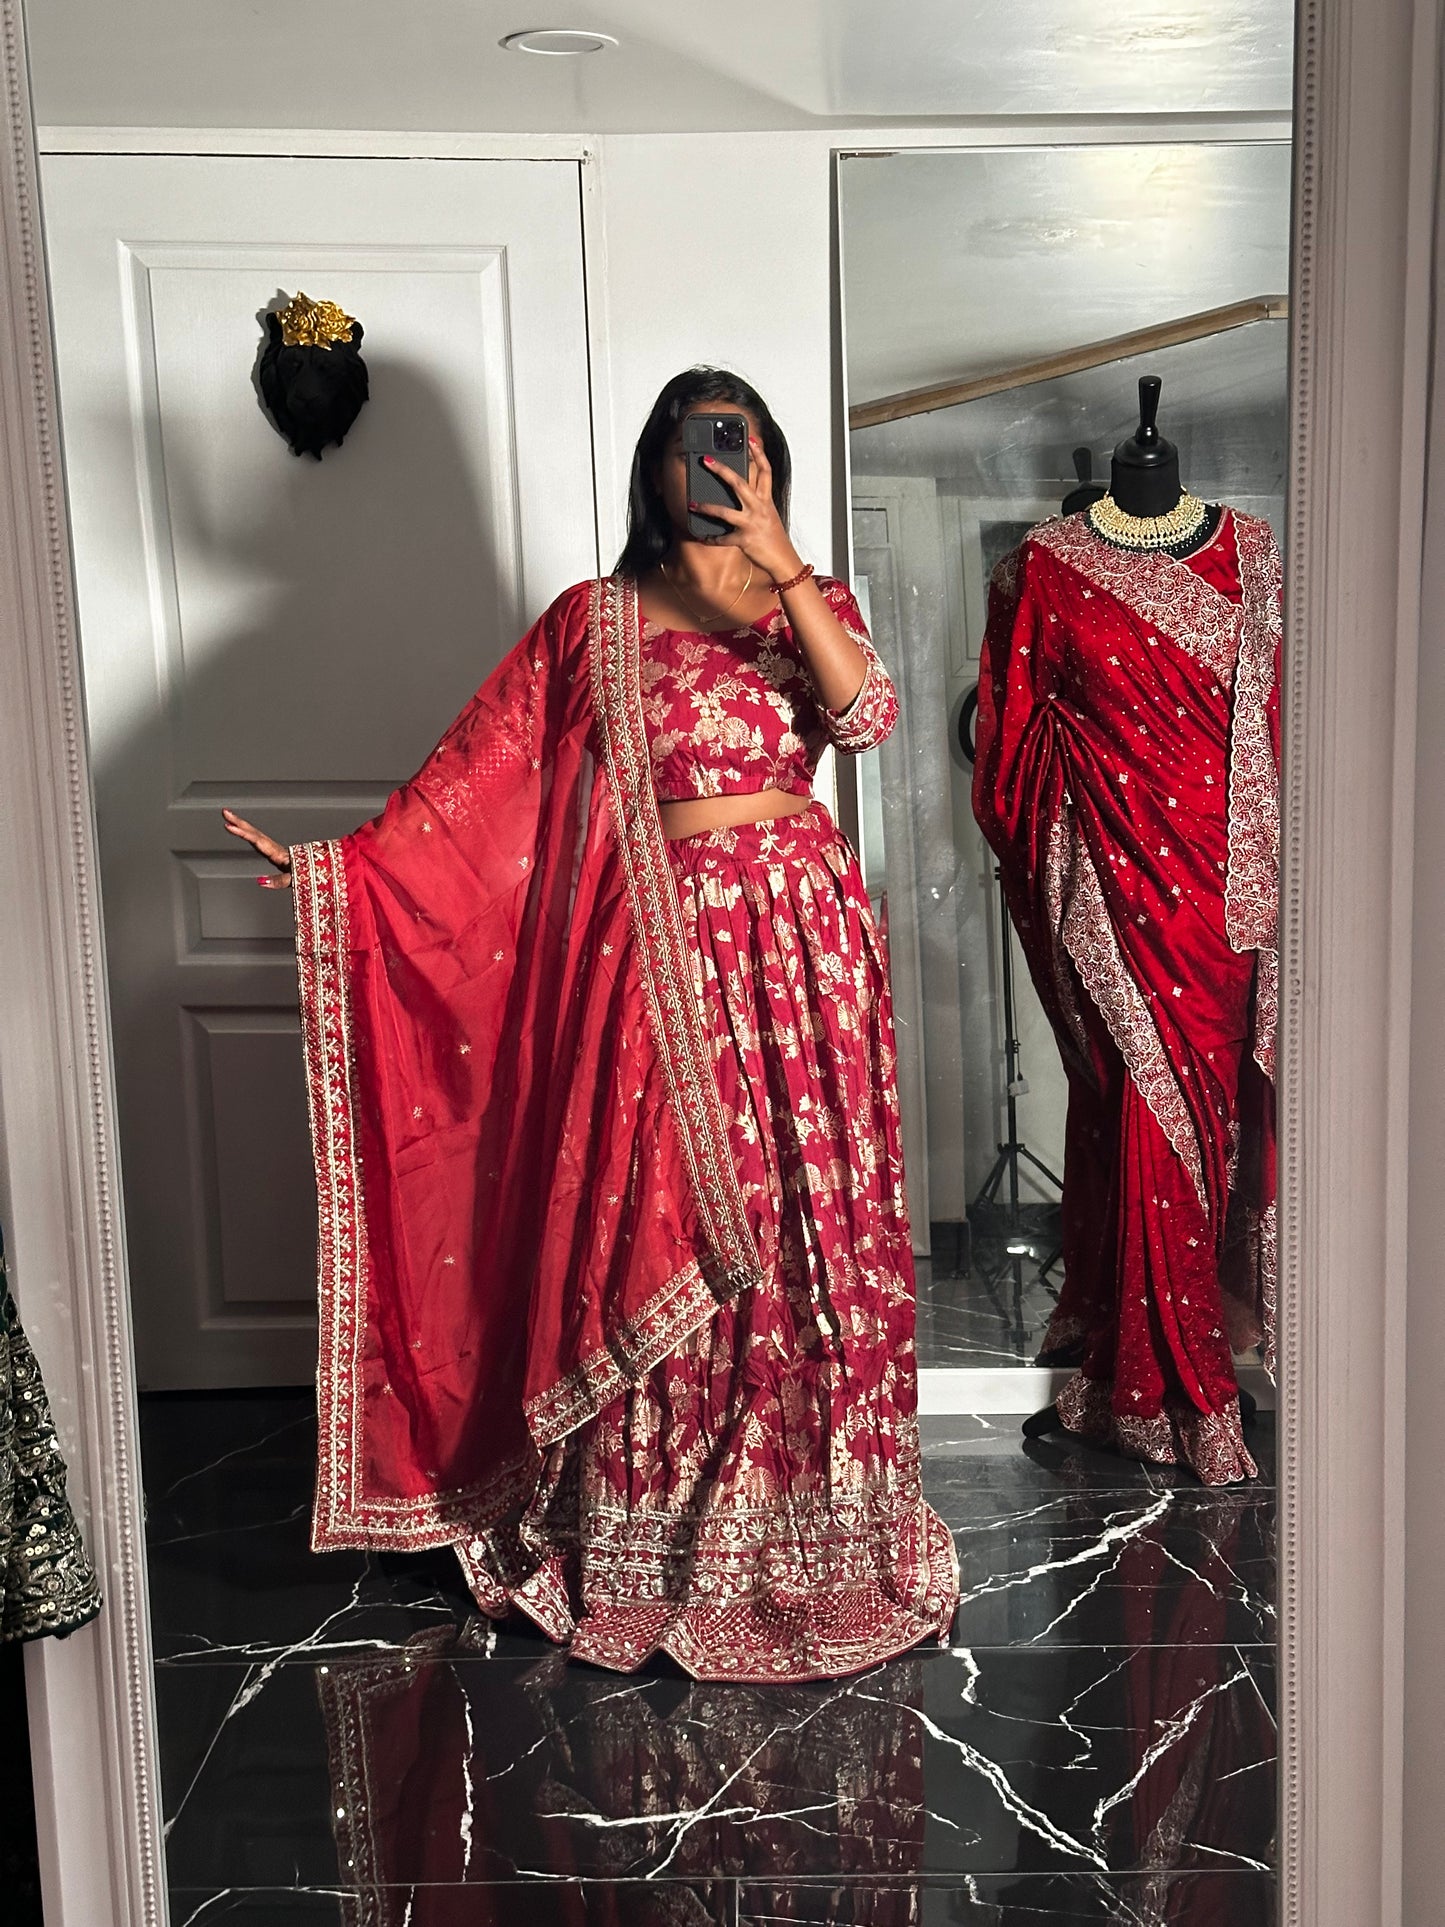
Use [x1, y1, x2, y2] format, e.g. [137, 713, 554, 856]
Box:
[474, 798, 959, 1681]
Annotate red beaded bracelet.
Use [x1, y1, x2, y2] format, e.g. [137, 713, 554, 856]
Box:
[771, 562, 815, 595]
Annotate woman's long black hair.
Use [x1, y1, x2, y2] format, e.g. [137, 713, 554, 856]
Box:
[614, 366, 792, 578]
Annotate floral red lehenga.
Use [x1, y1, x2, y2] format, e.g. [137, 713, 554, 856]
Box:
[290, 572, 959, 1680]
[973, 508, 1280, 1485]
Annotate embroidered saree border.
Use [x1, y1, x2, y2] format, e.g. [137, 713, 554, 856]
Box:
[1031, 508, 1282, 981]
[293, 838, 538, 1550]
[1055, 1371, 1259, 1485]
[1225, 513, 1283, 961]
[1054, 824, 1208, 1207]
[1030, 512, 1242, 687]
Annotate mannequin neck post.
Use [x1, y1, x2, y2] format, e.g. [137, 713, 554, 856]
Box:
[1109, 450, 1184, 519]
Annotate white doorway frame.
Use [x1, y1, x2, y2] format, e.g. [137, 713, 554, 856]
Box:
[0, 0, 1441, 1920]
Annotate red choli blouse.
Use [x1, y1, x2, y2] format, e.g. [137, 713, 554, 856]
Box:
[638, 574, 899, 800]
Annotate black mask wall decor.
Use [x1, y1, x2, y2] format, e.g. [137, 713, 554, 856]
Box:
[258, 293, 369, 459]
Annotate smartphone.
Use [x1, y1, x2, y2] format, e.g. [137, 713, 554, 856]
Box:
[683, 413, 749, 540]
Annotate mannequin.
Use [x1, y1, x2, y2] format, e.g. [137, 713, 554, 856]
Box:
[977, 374, 1281, 1482]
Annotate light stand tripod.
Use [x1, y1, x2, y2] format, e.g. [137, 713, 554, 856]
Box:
[973, 861, 1065, 1220]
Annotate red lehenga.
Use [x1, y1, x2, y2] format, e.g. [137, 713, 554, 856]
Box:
[291, 573, 959, 1680]
[973, 508, 1279, 1484]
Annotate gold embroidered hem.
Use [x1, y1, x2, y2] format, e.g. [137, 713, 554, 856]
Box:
[1055, 1371, 1258, 1487]
[455, 1458, 960, 1684]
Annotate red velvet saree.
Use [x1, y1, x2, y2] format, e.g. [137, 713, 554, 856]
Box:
[973, 509, 1279, 1483]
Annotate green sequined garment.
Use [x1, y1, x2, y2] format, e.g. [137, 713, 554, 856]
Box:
[1, 1231, 101, 1642]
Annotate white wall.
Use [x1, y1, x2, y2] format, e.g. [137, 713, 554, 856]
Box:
[591, 130, 849, 822]
[592, 133, 841, 574]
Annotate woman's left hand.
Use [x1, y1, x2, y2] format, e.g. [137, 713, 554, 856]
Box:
[693, 435, 804, 585]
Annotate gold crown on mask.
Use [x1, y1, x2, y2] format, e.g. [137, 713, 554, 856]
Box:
[275, 292, 357, 348]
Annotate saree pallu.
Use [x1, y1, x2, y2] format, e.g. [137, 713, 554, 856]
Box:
[973, 511, 1280, 1485]
[291, 575, 957, 1677]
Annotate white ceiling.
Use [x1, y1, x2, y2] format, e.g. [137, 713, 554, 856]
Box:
[841, 142, 1293, 404]
[28, 0, 1294, 133]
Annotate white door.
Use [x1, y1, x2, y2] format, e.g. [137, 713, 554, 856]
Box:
[41, 155, 598, 1388]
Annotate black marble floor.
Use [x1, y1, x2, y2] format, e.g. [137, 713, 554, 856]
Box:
[141, 1394, 1276, 1927]
[916, 1203, 1064, 1366]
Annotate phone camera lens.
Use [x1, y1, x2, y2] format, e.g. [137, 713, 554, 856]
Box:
[713, 419, 745, 452]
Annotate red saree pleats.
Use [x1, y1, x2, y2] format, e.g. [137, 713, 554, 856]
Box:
[974, 511, 1280, 1484]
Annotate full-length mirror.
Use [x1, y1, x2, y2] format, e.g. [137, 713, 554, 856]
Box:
[3, 8, 1299, 1924]
[841, 143, 1289, 1401]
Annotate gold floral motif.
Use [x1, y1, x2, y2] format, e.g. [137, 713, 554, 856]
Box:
[639, 576, 898, 782]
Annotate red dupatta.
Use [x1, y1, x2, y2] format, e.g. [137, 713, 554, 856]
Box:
[292, 577, 766, 1553]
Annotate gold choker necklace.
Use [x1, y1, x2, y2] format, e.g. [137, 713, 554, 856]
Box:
[1086, 491, 1208, 551]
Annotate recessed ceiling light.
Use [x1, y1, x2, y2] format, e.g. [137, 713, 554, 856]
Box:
[500, 28, 619, 56]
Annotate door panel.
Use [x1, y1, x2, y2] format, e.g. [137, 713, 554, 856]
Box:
[42, 155, 598, 1386]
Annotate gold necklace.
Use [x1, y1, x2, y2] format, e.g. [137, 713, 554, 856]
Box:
[1086, 490, 1209, 551]
[661, 558, 754, 630]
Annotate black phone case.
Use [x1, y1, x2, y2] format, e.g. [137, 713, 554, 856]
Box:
[683, 414, 748, 540]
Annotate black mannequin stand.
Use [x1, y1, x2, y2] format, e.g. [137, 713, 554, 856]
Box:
[1110, 374, 1183, 517]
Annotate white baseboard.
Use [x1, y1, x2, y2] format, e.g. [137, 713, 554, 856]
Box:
[917, 1364, 1278, 1415]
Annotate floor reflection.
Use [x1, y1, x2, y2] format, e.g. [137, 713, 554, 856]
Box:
[918, 1203, 1063, 1366]
[143, 1395, 1276, 1926]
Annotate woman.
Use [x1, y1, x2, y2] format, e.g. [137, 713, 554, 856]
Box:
[224, 367, 959, 1680]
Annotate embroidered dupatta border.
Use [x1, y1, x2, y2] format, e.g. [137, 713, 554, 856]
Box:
[588, 577, 761, 1291]
[518, 578, 768, 1446]
[293, 838, 536, 1550]
[297, 575, 769, 1526]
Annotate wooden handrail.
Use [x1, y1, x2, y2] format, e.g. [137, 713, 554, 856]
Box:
[848, 296, 1291, 431]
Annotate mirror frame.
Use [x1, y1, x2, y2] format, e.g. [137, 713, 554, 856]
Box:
[0, 1, 1437, 1920]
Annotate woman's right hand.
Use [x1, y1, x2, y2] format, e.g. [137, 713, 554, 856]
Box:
[222, 808, 294, 889]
